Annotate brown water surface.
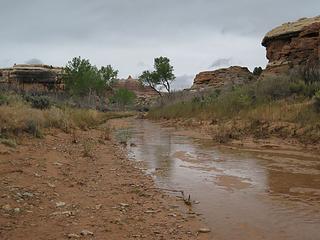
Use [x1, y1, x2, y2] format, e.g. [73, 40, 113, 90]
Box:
[122, 119, 320, 240]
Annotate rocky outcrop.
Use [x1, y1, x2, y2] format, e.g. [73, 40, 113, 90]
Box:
[191, 66, 255, 90]
[114, 76, 158, 106]
[0, 64, 63, 91]
[261, 16, 320, 76]
[114, 75, 158, 97]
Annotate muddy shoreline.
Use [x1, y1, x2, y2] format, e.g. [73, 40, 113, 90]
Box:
[155, 118, 320, 155]
[0, 127, 209, 240]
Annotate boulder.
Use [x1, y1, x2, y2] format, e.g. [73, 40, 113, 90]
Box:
[261, 16, 320, 77]
[191, 66, 255, 90]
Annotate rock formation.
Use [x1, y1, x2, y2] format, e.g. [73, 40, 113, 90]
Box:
[0, 64, 63, 91]
[191, 66, 255, 90]
[114, 76, 158, 106]
[114, 75, 158, 98]
[261, 16, 320, 76]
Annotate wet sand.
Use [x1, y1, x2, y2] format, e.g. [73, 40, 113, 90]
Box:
[0, 127, 209, 240]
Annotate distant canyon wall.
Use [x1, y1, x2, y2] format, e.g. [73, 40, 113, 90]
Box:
[190, 16, 320, 90]
[0, 64, 64, 91]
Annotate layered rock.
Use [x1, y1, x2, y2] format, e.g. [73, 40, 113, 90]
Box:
[0, 64, 63, 91]
[191, 66, 255, 90]
[261, 16, 320, 76]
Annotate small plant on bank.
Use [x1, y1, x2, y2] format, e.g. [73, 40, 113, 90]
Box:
[83, 139, 95, 158]
[25, 119, 43, 138]
[314, 90, 320, 112]
[0, 138, 17, 148]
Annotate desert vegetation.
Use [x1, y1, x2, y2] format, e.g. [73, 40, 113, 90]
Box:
[0, 91, 131, 144]
[139, 56, 176, 96]
[148, 68, 320, 143]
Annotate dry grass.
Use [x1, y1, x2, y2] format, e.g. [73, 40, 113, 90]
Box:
[0, 94, 133, 139]
[148, 79, 320, 144]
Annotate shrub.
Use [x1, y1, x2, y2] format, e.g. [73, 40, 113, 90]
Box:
[255, 76, 292, 101]
[110, 88, 136, 109]
[0, 94, 9, 105]
[314, 90, 320, 112]
[298, 63, 320, 85]
[25, 119, 43, 138]
[24, 95, 51, 109]
[253, 67, 263, 76]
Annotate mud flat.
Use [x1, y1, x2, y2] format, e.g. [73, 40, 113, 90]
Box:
[0, 127, 209, 240]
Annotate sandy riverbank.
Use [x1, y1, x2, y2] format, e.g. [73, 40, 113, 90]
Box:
[0, 126, 209, 240]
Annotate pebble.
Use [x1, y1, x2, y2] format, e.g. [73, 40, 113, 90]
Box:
[67, 233, 80, 238]
[198, 228, 211, 233]
[14, 208, 21, 213]
[22, 192, 34, 198]
[47, 183, 56, 188]
[2, 204, 12, 211]
[80, 230, 94, 236]
[55, 201, 66, 207]
[119, 203, 129, 207]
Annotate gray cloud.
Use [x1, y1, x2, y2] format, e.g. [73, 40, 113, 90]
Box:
[25, 58, 43, 65]
[0, 0, 319, 89]
[210, 58, 232, 68]
[171, 75, 195, 90]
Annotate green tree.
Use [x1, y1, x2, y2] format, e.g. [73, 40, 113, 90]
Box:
[99, 65, 119, 88]
[64, 57, 118, 96]
[139, 56, 175, 96]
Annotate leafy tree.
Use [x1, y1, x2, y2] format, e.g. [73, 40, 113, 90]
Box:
[64, 57, 118, 96]
[99, 65, 119, 88]
[139, 56, 175, 96]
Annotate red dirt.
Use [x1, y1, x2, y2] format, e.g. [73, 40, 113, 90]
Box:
[0, 128, 209, 240]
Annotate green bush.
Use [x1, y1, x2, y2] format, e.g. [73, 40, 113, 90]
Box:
[0, 94, 9, 105]
[110, 88, 136, 109]
[253, 67, 263, 76]
[24, 95, 51, 109]
[314, 90, 320, 112]
[255, 76, 291, 101]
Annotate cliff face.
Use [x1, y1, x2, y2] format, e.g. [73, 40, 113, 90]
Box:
[261, 16, 320, 76]
[191, 66, 255, 90]
[0, 64, 63, 91]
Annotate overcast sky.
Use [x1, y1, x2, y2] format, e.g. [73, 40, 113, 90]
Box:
[0, 0, 319, 89]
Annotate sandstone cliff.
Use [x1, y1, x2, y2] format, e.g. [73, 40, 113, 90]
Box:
[261, 16, 320, 76]
[0, 64, 63, 91]
[191, 66, 255, 90]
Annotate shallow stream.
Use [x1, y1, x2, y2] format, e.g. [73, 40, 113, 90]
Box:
[120, 119, 320, 240]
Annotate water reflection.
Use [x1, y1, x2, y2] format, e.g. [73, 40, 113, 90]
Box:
[122, 119, 320, 240]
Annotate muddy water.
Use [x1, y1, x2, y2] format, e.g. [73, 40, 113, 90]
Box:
[123, 119, 320, 240]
